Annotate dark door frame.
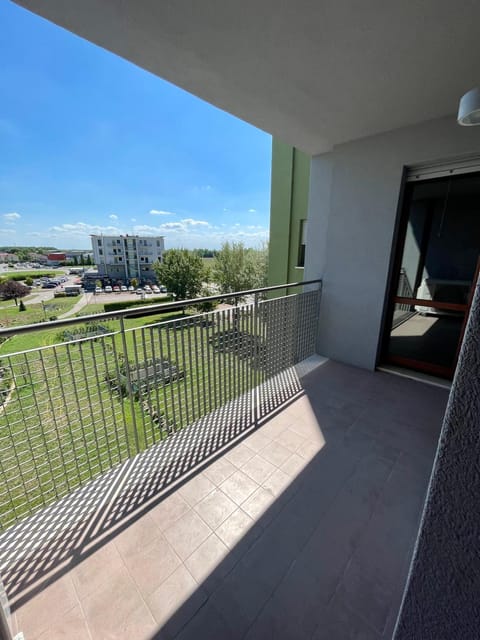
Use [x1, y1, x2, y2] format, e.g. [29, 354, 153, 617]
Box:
[376, 170, 479, 379]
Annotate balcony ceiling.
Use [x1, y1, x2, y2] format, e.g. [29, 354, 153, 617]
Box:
[14, 0, 480, 154]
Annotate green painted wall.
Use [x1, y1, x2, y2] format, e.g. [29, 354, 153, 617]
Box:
[268, 139, 311, 287]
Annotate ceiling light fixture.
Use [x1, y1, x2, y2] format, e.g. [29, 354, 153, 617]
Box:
[458, 88, 480, 126]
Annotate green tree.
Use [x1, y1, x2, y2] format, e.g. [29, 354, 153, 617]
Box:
[154, 249, 206, 300]
[24, 277, 33, 286]
[212, 242, 268, 295]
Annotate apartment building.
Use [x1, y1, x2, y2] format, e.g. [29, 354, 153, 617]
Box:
[91, 234, 164, 284]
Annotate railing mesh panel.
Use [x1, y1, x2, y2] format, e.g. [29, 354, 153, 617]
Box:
[0, 286, 320, 530]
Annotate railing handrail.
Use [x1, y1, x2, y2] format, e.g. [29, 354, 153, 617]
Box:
[0, 280, 322, 339]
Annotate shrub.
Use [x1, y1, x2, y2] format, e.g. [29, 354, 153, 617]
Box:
[103, 295, 174, 313]
[18, 300, 26, 312]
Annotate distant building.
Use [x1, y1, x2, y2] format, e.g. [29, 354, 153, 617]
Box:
[90, 234, 164, 284]
[47, 252, 67, 266]
[63, 249, 94, 263]
[29, 253, 48, 265]
[0, 252, 18, 263]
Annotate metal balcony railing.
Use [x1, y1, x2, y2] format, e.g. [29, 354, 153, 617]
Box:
[0, 281, 321, 531]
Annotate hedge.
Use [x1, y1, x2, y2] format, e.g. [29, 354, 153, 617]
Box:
[0, 271, 56, 282]
[103, 295, 175, 313]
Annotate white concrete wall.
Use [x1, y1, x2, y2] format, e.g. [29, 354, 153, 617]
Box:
[305, 115, 480, 370]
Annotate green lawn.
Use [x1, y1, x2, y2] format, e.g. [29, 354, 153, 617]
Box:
[0, 297, 79, 334]
[0, 304, 259, 529]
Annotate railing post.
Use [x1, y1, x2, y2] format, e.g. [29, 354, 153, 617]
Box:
[119, 316, 140, 454]
[253, 292, 260, 426]
[0, 588, 13, 640]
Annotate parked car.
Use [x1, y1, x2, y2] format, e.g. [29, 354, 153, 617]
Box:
[128, 286, 134, 292]
[105, 285, 113, 293]
[113, 285, 120, 292]
[136, 288, 144, 295]
[121, 285, 128, 292]
[159, 286, 167, 293]
[95, 286, 103, 293]
[152, 285, 160, 293]
[144, 285, 152, 293]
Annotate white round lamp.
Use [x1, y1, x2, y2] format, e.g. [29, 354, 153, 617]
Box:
[458, 88, 480, 126]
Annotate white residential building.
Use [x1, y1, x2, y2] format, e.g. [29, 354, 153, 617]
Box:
[90, 234, 164, 284]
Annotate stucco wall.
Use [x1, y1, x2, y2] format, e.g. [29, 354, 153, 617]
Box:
[305, 115, 480, 369]
[394, 276, 480, 639]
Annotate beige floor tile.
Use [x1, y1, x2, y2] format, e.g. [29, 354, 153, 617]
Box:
[35, 604, 92, 640]
[241, 454, 276, 484]
[115, 513, 162, 559]
[194, 488, 237, 529]
[149, 492, 191, 532]
[14, 576, 78, 639]
[203, 457, 237, 485]
[122, 534, 182, 597]
[185, 533, 230, 585]
[71, 542, 127, 602]
[261, 441, 291, 467]
[178, 473, 216, 507]
[81, 567, 148, 639]
[275, 427, 307, 453]
[241, 487, 277, 521]
[147, 565, 206, 628]
[225, 443, 255, 468]
[220, 470, 259, 505]
[216, 509, 254, 549]
[163, 509, 212, 561]
[262, 468, 291, 496]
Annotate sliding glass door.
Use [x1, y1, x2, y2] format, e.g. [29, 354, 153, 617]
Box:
[383, 172, 480, 379]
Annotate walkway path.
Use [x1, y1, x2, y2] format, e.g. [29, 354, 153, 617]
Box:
[58, 294, 89, 319]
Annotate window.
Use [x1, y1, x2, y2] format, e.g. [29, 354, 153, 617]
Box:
[298, 220, 307, 267]
[97, 239, 102, 246]
[99, 249, 103, 256]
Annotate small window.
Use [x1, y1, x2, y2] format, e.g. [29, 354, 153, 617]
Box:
[99, 249, 103, 256]
[298, 220, 307, 268]
[98, 239, 102, 246]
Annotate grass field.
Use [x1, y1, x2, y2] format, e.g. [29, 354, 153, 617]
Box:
[0, 297, 79, 334]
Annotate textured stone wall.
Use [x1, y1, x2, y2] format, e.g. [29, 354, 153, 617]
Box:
[394, 279, 480, 639]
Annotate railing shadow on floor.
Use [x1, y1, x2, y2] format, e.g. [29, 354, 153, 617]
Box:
[0, 365, 304, 612]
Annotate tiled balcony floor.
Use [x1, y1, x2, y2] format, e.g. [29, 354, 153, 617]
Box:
[4, 360, 448, 639]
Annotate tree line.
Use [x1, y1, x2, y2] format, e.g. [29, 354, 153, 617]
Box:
[154, 242, 268, 300]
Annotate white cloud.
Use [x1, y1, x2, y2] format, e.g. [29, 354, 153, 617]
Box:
[150, 209, 175, 216]
[248, 209, 256, 213]
[49, 222, 123, 237]
[3, 212, 21, 223]
[0, 228, 16, 235]
[181, 218, 209, 227]
[109, 214, 118, 220]
[131, 218, 137, 222]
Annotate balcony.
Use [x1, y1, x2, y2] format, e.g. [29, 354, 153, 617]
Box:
[0, 282, 448, 639]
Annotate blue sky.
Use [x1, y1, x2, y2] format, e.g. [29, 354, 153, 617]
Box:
[0, 2, 272, 250]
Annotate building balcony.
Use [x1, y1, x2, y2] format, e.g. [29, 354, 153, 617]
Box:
[0, 282, 448, 639]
